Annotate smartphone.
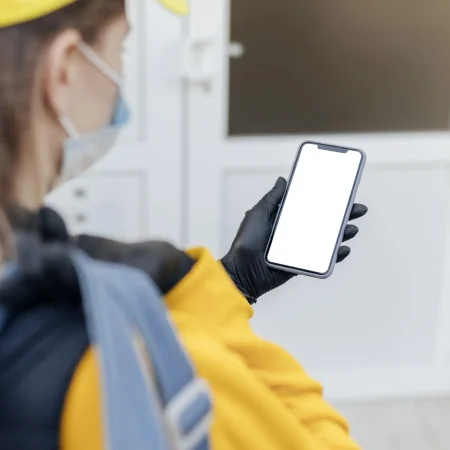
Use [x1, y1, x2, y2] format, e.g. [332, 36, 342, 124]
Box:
[265, 141, 366, 279]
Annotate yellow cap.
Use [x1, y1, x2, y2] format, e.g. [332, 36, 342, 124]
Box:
[158, 0, 189, 15]
[0, 0, 189, 27]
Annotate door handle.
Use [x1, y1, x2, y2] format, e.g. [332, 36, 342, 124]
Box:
[181, 39, 245, 91]
[228, 42, 245, 59]
[181, 37, 216, 91]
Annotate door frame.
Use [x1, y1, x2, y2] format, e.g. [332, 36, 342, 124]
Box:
[97, 0, 188, 245]
[185, 0, 450, 401]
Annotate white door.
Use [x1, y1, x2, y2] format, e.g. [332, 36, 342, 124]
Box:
[186, 0, 450, 401]
[47, 0, 186, 245]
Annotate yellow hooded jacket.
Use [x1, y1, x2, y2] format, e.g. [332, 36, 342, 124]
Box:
[61, 248, 360, 450]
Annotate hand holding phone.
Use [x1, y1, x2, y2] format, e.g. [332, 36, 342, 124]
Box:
[222, 160, 367, 302]
[265, 142, 366, 278]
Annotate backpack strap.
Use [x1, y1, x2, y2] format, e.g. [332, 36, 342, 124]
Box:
[0, 251, 212, 450]
[70, 251, 212, 450]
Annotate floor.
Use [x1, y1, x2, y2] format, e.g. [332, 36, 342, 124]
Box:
[336, 397, 450, 450]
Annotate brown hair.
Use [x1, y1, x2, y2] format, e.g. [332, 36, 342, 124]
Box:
[0, 0, 125, 260]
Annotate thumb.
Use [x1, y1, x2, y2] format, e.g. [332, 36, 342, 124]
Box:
[258, 177, 287, 212]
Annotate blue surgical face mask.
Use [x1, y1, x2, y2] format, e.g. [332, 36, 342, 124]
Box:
[58, 43, 130, 184]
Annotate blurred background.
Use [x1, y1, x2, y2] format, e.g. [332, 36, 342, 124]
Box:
[46, 1, 450, 448]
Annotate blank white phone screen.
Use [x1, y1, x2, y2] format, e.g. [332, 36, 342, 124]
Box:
[267, 143, 362, 274]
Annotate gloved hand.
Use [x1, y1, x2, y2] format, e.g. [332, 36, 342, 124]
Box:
[74, 235, 195, 295]
[221, 177, 368, 304]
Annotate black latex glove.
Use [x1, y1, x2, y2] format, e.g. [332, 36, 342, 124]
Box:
[221, 177, 368, 304]
[74, 235, 195, 295]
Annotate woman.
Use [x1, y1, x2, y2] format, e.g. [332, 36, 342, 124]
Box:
[0, 1, 368, 449]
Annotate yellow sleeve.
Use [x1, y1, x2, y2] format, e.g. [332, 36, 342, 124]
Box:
[61, 348, 104, 450]
[165, 248, 360, 450]
[60, 331, 358, 450]
[61, 247, 360, 450]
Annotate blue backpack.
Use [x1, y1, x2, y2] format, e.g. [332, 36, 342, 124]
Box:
[0, 250, 213, 450]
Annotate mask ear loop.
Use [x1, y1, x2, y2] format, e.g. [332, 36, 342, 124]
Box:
[59, 114, 80, 138]
[78, 43, 122, 86]
[59, 43, 122, 139]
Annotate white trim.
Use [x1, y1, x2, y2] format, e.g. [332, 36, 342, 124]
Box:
[433, 171, 450, 368]
[89, 147, 148, 173]
[186, 0, 225, 253]
[140, 1, 186, 244]
[220, 132, 450, 170]
[317, 365, 450, 402]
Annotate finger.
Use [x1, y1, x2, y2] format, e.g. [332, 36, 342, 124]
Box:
[342, 224, 359, 242]
[257, 177, 287, 213]
[349, 203, 368, 221]
[336, 246, 351, 263]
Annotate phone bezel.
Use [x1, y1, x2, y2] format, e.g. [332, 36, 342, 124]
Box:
[264, 141, 366, 279]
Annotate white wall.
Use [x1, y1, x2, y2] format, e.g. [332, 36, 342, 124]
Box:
[47, 0, 450, 402]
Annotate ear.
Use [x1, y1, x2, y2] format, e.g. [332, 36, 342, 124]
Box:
[41, 29, 82, 119]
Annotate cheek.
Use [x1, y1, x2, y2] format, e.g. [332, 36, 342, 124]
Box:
[109, 50, 124, 75]
[68, 67, 118, 134]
